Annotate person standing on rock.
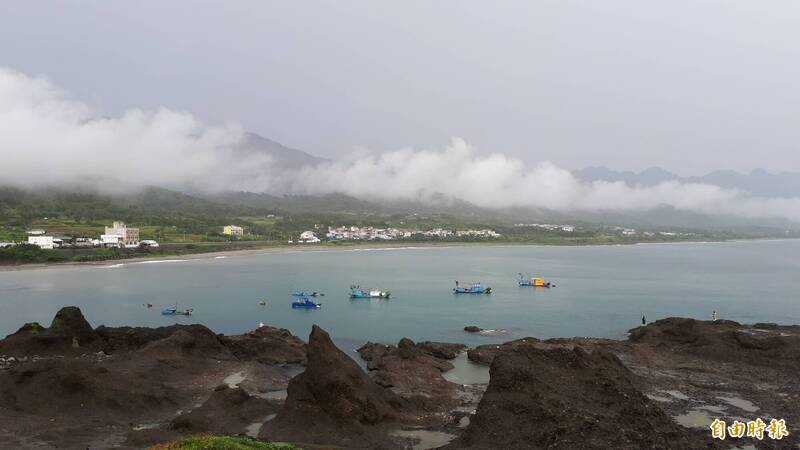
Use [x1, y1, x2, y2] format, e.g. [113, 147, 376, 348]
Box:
[641, 314, 646, 325]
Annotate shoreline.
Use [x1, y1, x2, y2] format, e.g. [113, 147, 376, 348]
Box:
[1, 307, 797, 449]
[0, 237, 791, 273]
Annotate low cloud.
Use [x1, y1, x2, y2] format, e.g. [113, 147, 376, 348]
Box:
[1, 66, 799, 222]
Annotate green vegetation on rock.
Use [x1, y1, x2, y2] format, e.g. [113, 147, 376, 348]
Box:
[149, 435, 297, 450]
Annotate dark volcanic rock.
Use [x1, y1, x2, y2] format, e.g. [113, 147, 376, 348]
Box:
[416, 341, 466, 360]
[357, 342, 390, 367]
[96, 323, 214, 353]
[0, 307, 101, 356]
[0, 357, 178, 419]
[358, 338, 461, 424]
[467, 337, 541, 366]
[137, 327, 233, 361]
[446, 344, 718, 450]
[260, 325, 403, 448]
[220, 325, 307, 365]
[170, 385, 278, 435]
[629, 317, 800, 369]
[464, 326, 482, 333]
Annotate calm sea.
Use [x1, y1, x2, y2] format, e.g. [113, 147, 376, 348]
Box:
[1, 240, 798, 345]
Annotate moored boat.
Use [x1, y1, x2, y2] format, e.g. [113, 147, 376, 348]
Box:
[517, 274, 554, 287]
[453, 281, 492, 294]
[292, 297, 322, 308]
[350, 285, 391, 299]
[162, 304, 194, 315]
[292, 290, 322, 297]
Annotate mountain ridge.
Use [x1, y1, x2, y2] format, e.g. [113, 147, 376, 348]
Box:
[573, 166, 800, 198]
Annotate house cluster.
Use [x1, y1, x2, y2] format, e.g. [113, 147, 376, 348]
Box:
[610, 227, 695, 238]
[325, 226, 409, 241]
[321, 226, 500, 241]
[615, 227, 638, 236]
[514, 223, 576, 232]
[19, 221, 158, 250]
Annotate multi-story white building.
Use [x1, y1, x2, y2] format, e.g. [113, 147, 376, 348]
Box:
[104, 221, 140, 247]
[27, 236, 55, 249]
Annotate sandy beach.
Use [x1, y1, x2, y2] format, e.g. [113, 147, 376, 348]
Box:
[0, 241, 467, 272]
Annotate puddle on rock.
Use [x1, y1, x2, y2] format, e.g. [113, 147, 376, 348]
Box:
[442, 353, 490, 385]
[646, 394, 672, 402]
[244, 414, 276, 437]
[661, 390, 690, 400]
[390, 429, 457, 450]
[132, 423, 160, 431]
[261, 390, 287, 400]
[717, 396, 759, 413]
[674, 409, 714, 428]
[697, 404, 726, 414]
[223, 371, 245, 388]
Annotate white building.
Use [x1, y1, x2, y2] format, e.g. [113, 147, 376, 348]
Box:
[104, 221, 140, 247]
[27, 236, 55, 249]
[101, 234, 123, 247]
[26, 229, 46, 236]
[298, 231, 321, 243]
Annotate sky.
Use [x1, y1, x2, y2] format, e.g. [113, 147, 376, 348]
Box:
[3, 65, 800, 222]
[1, 1, 799, 175]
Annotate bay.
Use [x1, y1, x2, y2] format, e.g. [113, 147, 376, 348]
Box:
[0, 240, 798, 346]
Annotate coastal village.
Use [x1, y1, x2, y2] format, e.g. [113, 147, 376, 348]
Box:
[0, 221, 159, 250]
[0, 219, 703, 251]
[0, 220, 504, 250]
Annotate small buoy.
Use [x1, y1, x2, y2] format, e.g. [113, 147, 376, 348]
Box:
[258, 300, 266, 306]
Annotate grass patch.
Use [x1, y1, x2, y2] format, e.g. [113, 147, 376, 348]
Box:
[0, 244, 67, 264]
[149, 435, 297, 450]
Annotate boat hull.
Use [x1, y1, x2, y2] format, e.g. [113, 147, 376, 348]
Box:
[350, 290, 390, 299]
[453, 287, 492, 294]
[292, 297, 321, 308]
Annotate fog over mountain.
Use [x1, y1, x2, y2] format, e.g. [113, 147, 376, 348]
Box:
[2, 66, 800, 223]
[574, 167, 800, 199]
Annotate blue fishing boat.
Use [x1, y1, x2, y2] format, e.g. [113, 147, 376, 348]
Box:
[517, 273, 554, 287]
[292, 290, 321, 297]
[292, 297, 322, 308]
[453, 281, 492, 294]
[350, 285, 391, 299]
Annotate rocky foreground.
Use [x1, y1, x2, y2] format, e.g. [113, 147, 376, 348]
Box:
[0, 309, 798, 449]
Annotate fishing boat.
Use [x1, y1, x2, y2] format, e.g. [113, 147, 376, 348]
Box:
[518, 274, 554, 287]
[350, 285, 391, 299]
[292, 297, 322, 308]
[292, 291, 322, 297]
[453, 281, 492, 294]
[161, 303, 194, 315]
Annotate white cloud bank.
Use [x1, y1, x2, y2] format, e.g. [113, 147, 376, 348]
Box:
[1, 67, 799, 222]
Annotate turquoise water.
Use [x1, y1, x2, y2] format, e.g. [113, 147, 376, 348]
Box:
[0, 240, 798, 345]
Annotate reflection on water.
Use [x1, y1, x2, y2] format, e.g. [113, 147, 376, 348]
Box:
[390, 429, 456, 450]
[717, 396, 759, 412]
[673, 409, 714, 428]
